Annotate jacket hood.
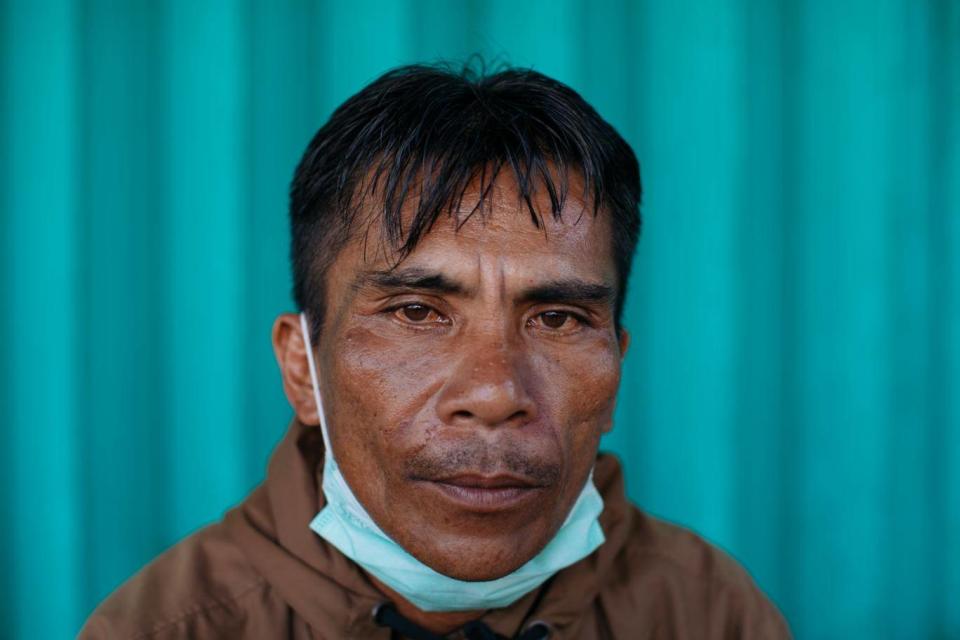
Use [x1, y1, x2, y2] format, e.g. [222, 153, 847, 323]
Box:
[222, 418, 635, 638]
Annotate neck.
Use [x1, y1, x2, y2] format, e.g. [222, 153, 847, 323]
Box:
[368, 574, 487, 635]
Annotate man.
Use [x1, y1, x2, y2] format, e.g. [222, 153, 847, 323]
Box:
[80, 64, 790, 639]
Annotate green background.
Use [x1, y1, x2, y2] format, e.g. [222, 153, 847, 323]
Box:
[2, 1, 958, 638]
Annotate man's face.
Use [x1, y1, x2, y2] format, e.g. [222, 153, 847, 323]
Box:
[287, 177, 627, 581]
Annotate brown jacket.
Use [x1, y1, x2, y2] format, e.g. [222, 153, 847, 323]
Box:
[79, 419, 791, 639]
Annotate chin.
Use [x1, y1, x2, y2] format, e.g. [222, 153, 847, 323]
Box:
[430, 557, 526, 582]
[370, 480, 572, 581]
[407, 530, 547, 582]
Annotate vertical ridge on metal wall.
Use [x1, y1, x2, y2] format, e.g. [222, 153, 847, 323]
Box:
[2, 2, 81, 639]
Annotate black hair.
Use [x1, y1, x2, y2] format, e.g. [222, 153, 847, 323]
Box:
[289, 61, 642, 339]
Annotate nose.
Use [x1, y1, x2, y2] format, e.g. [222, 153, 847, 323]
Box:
[434, 337, 538, 429]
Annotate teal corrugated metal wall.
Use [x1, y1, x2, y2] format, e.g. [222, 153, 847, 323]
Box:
[1, 1, 958, 638]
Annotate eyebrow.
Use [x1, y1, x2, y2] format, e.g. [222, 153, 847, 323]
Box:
[355, 267, 615, 308]
[353, 267, 466, 295]
[518, 279, 616, 307]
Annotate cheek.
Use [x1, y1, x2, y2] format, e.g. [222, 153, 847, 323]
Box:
[324, 326, 448, 449]
[535, 338, 621, 446]
[321, 326, 453, 511]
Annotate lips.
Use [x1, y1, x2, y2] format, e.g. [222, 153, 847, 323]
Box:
[418, 473, 546, 512]
[437, 473, 538, 489]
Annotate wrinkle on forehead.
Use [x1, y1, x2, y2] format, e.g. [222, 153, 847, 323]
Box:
[352, 168, 598, 272]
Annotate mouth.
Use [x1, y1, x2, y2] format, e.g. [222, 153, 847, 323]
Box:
[417, 473, 547, 513]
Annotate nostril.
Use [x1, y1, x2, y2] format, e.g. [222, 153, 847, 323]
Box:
[448, 407, 530, 427]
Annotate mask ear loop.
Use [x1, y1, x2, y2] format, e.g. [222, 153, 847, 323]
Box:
[299, 312, 334, 458]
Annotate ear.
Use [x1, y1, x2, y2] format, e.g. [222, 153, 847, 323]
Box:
[272, 313, 321, 426]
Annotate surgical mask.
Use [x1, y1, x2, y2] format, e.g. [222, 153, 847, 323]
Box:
[299, 312, 605, 612]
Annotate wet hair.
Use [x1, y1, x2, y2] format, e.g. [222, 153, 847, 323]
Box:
[289, 62, 642, 338]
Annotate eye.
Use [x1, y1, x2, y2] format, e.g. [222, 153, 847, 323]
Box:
[393, 303, 445, 325]
[533, 310, 579, 331]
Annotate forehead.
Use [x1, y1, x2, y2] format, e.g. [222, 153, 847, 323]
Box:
[342, 175, 617, 283]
